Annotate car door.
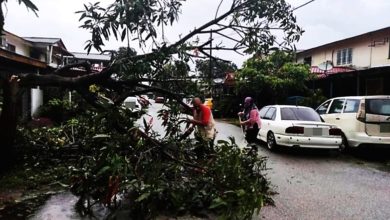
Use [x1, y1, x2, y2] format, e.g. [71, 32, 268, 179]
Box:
[326, 98, 346, 127]
[316, 99, 332, 121]
[258, 106, 269, 141]
[266, 107, 278, 134]
[339, 99, 361, 137]
[261, 107, 277, 137]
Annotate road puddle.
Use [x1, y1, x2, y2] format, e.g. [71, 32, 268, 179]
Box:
[30, 192, 109, 220]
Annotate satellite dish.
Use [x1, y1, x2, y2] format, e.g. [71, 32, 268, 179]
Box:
[318, 61, 334, 71]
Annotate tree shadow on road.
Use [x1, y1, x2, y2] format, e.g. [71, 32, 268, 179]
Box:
[254, 140, 340, 159]
[255, 141, 390, 171]
[345, 147, 390, 163]
[253, 138, 390, 162]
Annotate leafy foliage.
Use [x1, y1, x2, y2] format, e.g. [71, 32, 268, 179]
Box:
[16, 101, 273, 218]
[36, 98, 74, 123]
[76, 0, 303, 57]
[196, 60, 238, 80]
[298, 89, 328, 108]
[236, 51, 314, 105]
[0, 0, 38, 34]
[77, 0, 185, 52]
[15, 0, 38, 15]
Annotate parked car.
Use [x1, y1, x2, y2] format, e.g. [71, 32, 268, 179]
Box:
[123, 96, 142, 112]
[155, 96, 165, 103]
[258, 105, 342, 150]
[316, 96, 390, 149]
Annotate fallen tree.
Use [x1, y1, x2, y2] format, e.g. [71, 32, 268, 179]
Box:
[0, 0, 303, 217]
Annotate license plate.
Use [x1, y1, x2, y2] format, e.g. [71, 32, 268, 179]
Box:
[312, 128, 323, 136]
[380, 124, 390, 133]
[305, 128, 323, 136]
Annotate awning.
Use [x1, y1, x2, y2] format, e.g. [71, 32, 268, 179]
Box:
[0, 48, 49, 74]
[311, 66, 355, 78]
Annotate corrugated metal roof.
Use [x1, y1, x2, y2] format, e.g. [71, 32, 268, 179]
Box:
[71, 52, 111, 61]
[23, 37, 70, 53]
[23, 37, 61, 44]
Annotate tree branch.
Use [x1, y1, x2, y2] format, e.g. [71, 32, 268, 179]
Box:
[135, 83, 192, 113]
[135, 128, 205, 170]
[198, 50, 231, 63]
[75, 87, 107, 110]
[19, 67, 113, 88]
[171, 3, 245, 49]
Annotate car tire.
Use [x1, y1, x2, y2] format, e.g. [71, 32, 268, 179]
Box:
[267, 132, 277, 151]
[339, 133, 349, 152]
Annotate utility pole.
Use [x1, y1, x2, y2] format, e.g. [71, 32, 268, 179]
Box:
[209, 30, 213, 97]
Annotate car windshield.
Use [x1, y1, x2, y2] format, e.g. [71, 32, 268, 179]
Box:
[366, 99, 390, 116]
[281, 107, 322, 121]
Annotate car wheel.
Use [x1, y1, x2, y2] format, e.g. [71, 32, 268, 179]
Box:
[267, 132, 277, 150]
[339, 133, 349, 152]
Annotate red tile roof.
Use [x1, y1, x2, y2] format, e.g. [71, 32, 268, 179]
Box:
[311, 66, 355, 78]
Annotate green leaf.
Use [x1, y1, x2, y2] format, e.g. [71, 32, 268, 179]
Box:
[97, 166, 110, 176]
[135, 192, 151, 202]
[93, 134, 111, 139]
[121, 29, 127, 41]
[18, 0, 39, 15]
[209, 197, 227, 209]
[78, 13, 86, 21]
[236, 189, 246, 197]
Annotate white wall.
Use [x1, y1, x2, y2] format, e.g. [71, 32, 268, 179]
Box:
[297, 30, 390, 68]
[4, 33, 31, 56]
[31, 87, 43, 117]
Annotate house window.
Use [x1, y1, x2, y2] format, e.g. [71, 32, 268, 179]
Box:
[336, 48, 352, 65]
[6, 44, 15, 52]
[30, 48, 40, 59]
[0, 37, 4, 47]
[303, 56, 312, 66]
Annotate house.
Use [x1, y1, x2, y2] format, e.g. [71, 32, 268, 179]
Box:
[64, 52, 111, 72]
[296, 26, 390, 97]
[22, 36, 73, 67]
[0, 30, 72, 118]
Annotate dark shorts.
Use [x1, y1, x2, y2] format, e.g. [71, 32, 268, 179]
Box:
[245, 123, 259, 143]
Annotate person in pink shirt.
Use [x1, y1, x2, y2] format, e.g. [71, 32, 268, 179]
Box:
[238, 97, 261, 143]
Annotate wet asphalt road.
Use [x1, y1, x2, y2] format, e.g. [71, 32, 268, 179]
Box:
[259, 148, 390, 220]
[146, 103, 390, 220]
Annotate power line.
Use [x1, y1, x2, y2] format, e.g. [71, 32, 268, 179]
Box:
[293, 0, 315, 11]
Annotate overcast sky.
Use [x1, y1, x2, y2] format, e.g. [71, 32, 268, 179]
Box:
[3, 0, 390, 67]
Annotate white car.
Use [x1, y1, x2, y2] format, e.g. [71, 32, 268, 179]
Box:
[316, 96, 390, 149]
[258, 105, 342, 150]
[123, 96, 142, 112]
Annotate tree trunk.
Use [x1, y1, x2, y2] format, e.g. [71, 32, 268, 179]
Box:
[0, 77, 19, 172]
